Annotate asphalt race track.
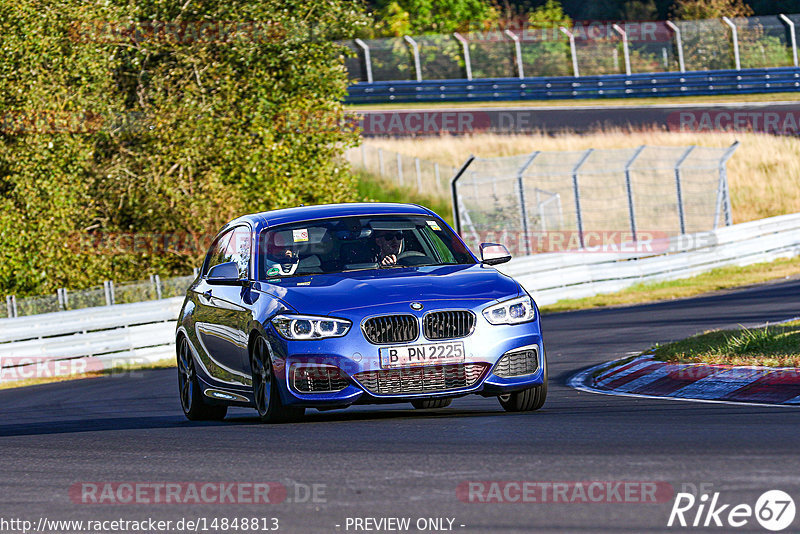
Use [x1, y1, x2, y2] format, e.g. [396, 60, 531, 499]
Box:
[2, 278, 800, 533]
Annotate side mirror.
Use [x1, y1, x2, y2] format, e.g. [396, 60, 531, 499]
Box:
[207, 261, 245, 285]
[479, 243, 512, 266]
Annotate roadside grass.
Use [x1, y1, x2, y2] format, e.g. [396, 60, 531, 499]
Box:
[0, 358, 175, 391]
[364, 130, 800, 225]
[651, 320, 800, 367]
[348, 92, 800, 111]
[356, 169, 454, 226]
[540, 255, 800, 314]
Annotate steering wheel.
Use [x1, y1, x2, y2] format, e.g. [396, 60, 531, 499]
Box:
[397, 251, 428, 266]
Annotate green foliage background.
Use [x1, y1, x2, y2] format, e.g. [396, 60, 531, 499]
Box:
[0, 0, 366, 296]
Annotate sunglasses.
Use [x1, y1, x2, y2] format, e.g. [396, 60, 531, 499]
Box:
[376, 232, 403, 241]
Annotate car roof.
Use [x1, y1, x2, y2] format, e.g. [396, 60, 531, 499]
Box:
[234, 202, 436, 229]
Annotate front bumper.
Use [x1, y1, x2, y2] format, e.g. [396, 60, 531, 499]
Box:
[269, 303, 545, 407]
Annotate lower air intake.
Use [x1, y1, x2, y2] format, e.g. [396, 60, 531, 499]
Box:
[493, 347, 539, 377]
[354, 363, 488, 396]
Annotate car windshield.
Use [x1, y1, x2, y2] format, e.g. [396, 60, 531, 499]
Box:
[258, 215, 474, 279]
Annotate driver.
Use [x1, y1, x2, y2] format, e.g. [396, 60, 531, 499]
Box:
[373, 230, 404, 266]
[266, 244, 300, 276]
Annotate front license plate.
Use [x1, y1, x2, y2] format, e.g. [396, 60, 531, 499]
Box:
[379, 341, 465, 369]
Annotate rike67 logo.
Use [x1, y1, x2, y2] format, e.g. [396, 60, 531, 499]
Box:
[668, 490, 795, 531]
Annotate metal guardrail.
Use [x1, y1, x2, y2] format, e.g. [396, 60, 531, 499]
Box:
[346, 67, 800, 104]
[498, 211, 800, 305]
[0, 298, 183, 383]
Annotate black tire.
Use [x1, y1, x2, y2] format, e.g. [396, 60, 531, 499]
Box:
[251, 335, 305, 423]
[177, 336, 227, 421]
[411, 398, 453, 410]
[498, 350, 547, 412]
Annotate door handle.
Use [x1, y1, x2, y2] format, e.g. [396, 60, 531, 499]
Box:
[203, 290, 212, 300]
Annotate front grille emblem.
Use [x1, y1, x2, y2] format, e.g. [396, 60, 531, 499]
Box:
[410, 302, 423, 311]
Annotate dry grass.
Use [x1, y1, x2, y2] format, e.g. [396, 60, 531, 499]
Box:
[366, 130, 800, 224]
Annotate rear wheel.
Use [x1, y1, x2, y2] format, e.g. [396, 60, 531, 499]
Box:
[251, 335, 305, 423]
[177, 336, 227, 421]
[411, 398, 453, 410]
[498, 350, 547, 412]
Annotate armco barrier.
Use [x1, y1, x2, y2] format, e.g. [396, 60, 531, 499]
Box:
[346, 67, 800, 104]
[498, 212, 800, 305]
[0, 213, 798, 382]
[0, 298, 183, 382]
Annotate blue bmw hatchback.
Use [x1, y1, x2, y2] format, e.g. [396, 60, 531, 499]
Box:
[176, 203, 546, 422]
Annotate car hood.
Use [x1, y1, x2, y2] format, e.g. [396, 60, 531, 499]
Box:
[256, 264, 520, 316]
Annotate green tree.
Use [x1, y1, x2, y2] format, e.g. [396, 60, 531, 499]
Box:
[0, 0, 367, 296]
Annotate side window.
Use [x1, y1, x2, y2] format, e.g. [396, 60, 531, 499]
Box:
[229, 227, 252, 278]
[203, 231, 233, 276]
[203, 227, 252, 278]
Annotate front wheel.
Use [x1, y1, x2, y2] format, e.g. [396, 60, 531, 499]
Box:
[177, 336, 227, 421]
[251, 335, 304, 423]
[498, 350, 547, 412]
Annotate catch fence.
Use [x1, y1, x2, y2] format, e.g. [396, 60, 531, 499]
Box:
[343, 14, 800, 83]
[451, 143, 738, 254]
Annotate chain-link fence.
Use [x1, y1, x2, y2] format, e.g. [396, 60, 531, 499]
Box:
[345, 144, 458, 197]
[3, 273, 197, 319]
[452, 143, 738, 255]
[344, 14, 800, 82]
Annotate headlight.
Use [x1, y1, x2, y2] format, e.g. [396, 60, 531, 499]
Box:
[271, 314, 351, 340]
[482, 295, 536, 325]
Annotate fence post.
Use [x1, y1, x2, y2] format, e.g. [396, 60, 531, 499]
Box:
[57, 288, 69, 311]
[624, 145, 646, 241]
[361, 144, 367, 167]
[559, 27, 580, 77]
[779, 14, 798, 67]
[718, 141, 739, 227]
[103, 280, 115, 306]
[396, 152, 404, 184]
[665, 21, 685, 72]
[453, 32, 472, 80]
[6, 295, 16, 318]
[571, 149, 593, 249]
[378, 148, 385, 176]
[403, 35, 422, 81]
[152, 274, 163, 300]
[674, 145, 696, 235]
[612, 24, 632, 75]
[434, 162, 441, 190]
[450, 155, 477, 236]
[504, 29, 524, 78]
[414, 158, 422, 191]
[354, 38, 374, 83]
[516, 152, 540, 256]
[722, 17, 741, 70]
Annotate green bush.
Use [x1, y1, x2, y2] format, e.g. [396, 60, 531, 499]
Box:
[0, 0, 367, 297]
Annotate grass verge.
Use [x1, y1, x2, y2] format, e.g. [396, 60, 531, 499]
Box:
[348, 92, 800, 111]
[0, 358, 176, 391]
[651, 320, 800, 367]
[356, 169, 454, 226]
[540, 255, 800, 314]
